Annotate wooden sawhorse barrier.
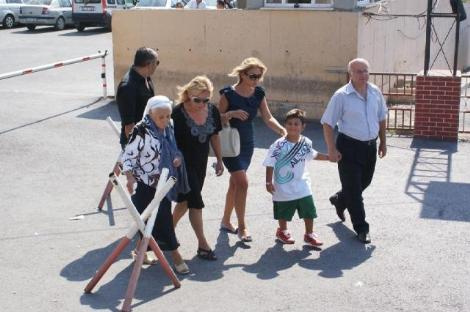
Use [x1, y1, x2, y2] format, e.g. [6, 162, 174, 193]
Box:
[85, 168, 181, 312]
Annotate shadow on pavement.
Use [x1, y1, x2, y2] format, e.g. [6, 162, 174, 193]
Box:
[60, 28, 110, 37]
[65, 231, 248, 310]
[298, 223, 375, 278]
[77, 100, 120, 121]
[60, 239, 133, 282]
[11, 26, 72, 34]
[79, 262, 179, 311]
[62, 236, 182, 310]
[406, 138, 469, 222]
[183, 230, 245, 282]
[243, 242, 311, 280]
[0, 97, 104, 135]
[421, 181, 470, 222]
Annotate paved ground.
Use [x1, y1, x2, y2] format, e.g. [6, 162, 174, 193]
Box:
[1, 26, 470, 312]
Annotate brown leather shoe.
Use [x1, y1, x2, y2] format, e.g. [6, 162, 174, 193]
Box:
[329, 195, 345, 222]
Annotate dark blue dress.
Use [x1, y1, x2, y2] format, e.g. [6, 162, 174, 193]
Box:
[219, 85, 265, 172]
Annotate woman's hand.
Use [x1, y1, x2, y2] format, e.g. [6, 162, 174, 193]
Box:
[229, 109, 249, 121]
[214, 159, 224, 176]
[126, 174, 137, 194]
[173, 157, 182, 167]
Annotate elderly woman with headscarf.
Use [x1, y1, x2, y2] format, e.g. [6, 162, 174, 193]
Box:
[121, 95, 190, 274]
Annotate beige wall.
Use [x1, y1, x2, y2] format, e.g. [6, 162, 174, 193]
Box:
[357, 0, 463, 73]
[112, 9, 358, 119]
[459, 4, 470, 71]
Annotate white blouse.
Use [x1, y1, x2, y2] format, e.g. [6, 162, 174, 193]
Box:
[121, 125, 162, 187]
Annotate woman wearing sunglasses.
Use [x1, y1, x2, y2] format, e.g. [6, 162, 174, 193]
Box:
[172, 75, 224, 261]
[219, 57, 286, 242]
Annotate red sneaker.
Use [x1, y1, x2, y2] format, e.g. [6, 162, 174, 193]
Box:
[276, 228, 295, 244]
[304, 232, 323, 247]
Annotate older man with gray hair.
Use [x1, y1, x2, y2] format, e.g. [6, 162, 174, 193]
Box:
[321, 58, 387, 244]
[116, 47, 159, 149]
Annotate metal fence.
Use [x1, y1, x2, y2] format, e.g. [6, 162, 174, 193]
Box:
[370, 72, 470, 134]
[369, 72, 416, 133]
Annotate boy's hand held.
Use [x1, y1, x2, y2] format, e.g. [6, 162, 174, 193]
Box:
[266, 182, 275, 194]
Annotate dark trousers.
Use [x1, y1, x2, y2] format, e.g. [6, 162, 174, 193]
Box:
[335, 133, 377, 234]
[131, 182, 179, 251]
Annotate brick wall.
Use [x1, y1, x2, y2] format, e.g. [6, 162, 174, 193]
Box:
[414, 73, 461, 141]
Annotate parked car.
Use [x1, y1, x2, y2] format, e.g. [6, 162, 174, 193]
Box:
[178, 0, 236, 9]
[72, 0, 133, 32]
[0, 0, 24, 28]
[132, 0, 174, 9]
[133, 0, 232, 9]
[19, 0, 73, 31]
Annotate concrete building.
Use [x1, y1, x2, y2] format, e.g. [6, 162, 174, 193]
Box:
[112, 0, 469, 119]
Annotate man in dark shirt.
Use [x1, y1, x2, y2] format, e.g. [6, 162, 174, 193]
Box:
[223, 0, 235, 8]
[116, 47, 159, 148]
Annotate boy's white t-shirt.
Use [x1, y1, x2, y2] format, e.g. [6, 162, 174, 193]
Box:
[262, 136, 318, 202]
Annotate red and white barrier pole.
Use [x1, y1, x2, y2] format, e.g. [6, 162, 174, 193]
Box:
[122, 201, 160, 312]
[106, 116, 121, 137]
[0, 50, 108, 99]
[101, 50, 108, 99]
[97, 116, 122, 211]
[84, 236, 130, 294]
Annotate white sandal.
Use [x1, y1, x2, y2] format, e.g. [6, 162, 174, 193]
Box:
[174, 261, 190, 274]
[131, 250, 158, 265]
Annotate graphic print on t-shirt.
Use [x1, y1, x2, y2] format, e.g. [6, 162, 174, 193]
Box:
[273, 137, 306, 184]
[263, 136, 318, 202]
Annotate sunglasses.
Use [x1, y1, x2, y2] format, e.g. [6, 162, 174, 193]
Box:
[191, 97, 210, 104]
[246, 73, 262, 81]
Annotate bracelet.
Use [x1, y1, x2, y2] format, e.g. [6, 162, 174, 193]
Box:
[266, 182, 272, 186]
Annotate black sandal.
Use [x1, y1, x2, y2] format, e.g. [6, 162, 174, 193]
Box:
[197, 247, 217, 261]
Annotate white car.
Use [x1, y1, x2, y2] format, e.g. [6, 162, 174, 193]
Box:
[133, 0, 225, 9]
[0, 0, 24, 28]
[180, 0, 218, 9]
[72, 0, 133, 32]
[19, 0, 73, 31]
[182, 0, 236, 9]
[133, 0, 174, 9]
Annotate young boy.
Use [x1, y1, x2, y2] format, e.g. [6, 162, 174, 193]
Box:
[263, 109, 328, 246]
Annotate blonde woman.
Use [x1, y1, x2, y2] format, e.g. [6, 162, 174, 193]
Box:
[219, 57, 286, 242]
[172, 76, 224, 261]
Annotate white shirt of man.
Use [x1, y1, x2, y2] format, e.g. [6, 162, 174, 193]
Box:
[263, 136, 318, 202]
[185, 0, 206, 8]
[321, 81, 388, 141]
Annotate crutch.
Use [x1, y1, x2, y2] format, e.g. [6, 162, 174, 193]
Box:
[98, 116, 122, 210]
[84, 168, 180, 297]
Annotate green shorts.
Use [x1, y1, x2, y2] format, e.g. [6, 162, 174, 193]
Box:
[273, 195, 317, 221]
